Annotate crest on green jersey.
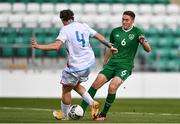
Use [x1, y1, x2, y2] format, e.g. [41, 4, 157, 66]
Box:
[128, 34, 134, 40]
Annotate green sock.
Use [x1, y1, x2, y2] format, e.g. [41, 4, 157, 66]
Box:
[81, 86, 97, 111]
[102, 93, 116, 116]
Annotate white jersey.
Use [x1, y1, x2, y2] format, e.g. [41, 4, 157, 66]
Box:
[56, 21, 97, 72]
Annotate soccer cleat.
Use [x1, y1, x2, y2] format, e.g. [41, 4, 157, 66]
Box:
[53, 110, 69, 120]
[91, 101, 100, 119]
[94, 112, 106, 121]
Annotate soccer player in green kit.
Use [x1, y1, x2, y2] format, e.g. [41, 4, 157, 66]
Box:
[81, 10, 151, 120]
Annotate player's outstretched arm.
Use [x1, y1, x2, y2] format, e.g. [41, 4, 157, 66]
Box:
[94, 33, 118, 53]
[139, 36, 151, 52]
[31, 38, 63, 50]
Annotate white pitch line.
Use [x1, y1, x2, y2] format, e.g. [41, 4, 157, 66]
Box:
[0, 107, 53, 112]
[0, 107, 180, 116]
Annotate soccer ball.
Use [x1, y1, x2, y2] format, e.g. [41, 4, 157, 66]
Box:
[68, 104, 84, 120]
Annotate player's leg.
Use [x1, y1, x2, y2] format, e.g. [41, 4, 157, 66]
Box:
[95, 77, 123, 120]
[73, 83, 100, 119]
[53, 85, 73, 120]
[81, 73, 108, 111]
[95, 69, 131, 120]
[53, 69, 77, 120]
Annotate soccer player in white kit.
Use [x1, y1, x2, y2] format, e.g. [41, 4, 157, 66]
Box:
[32, 9, 117, 120]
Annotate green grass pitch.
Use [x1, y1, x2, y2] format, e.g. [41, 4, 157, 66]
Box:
[0, 98, 180, 123]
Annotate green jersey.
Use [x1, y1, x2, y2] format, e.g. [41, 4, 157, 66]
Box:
[106, 26, 144, 71]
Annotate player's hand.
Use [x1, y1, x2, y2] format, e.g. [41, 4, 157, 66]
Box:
[110, 47, 118, 53]
[31, 37, 38, 48]
[139, 35, 145, 44]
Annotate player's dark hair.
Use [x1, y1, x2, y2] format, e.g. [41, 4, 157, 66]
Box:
[123, 11, 135, 20]
[60, 9, 74, 21]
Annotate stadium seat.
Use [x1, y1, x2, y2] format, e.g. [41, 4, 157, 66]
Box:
[172, 37, 180, 49]
[26, 3, 40, 14]
[37, 14, 53, 28]
[15, 37, 30, 57]
[125, 4, 139, 14]
[18, 28, 33, 39]
[136, 15, 151, 29]
[55, 3, 69, 14]
[52, 14, 63, 28]
[108, 14, 121, 28]
[94, 14, 109, 29]
[97, 4, 111, 14]
[145, 27, 160, 37]
[152, 4, 166, 15]
[111, 4, 125, 15]
[166, 4, 179, 15]
[0, 3, 11, 14]
[8, 14, 24, 28]
[164, 16, 178, 29]
[150, 15, 165, 29]
[139, 4, 152, 15]
[1, 37, 14, 57]
[80, 14, 96, 27]
[12, 3, 26, 14]
[41, 3, 54, 14]
[157, 37, 173, 48]
[0, 14, 9, 27]
[23, 14, 38, 28]
[174, 28, 180, 37]
[83, 4, 97, 14]
[69, 4, 83, 15]
[90, 38, 101, 57]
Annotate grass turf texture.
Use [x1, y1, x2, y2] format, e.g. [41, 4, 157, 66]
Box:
[0, 98, 180, 123]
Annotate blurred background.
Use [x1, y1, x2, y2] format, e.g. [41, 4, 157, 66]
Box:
[0, 0, 180, 98]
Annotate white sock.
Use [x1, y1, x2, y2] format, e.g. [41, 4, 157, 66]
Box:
[82, 91, 93, 106]
[61, 101, 71, 117]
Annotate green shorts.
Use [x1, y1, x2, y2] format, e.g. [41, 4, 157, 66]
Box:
[100, 65, 131, 81]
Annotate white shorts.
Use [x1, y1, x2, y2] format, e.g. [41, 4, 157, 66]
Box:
[60, 68, 90, 86]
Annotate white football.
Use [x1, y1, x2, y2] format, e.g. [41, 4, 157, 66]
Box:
[68, 104, 84, 120]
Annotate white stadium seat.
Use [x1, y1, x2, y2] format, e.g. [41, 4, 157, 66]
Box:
[55, 3, 69, 14]
[125, 4, 139, 14]
[69, 4, 83, 15]
[150, 15, 165, 29]
[27, 3, 40, 14]
[97, 4, 111, 14]
[80, 14, 96, 27]
[52, 14, 62, 28]
[0, 14, 9, 27]
[37, 14, 52, 28]
[164, 15, 179, 29]
[12, 3, 26, 14]
[94, 14, 109, 29]
[41, 3, 54, 14]
[111, 4, 125, 15]
[83, 4, 97, 14]
[166, 4, 180, 15]
[139, 4, 152, 15]
[152, 4, 166, 15]
[0, 3, 11, 14]
[23, 14, 38, 28]
[135, 15, 151, 29]
[108, 14, 121, 28]
[8, 14, 24, 28]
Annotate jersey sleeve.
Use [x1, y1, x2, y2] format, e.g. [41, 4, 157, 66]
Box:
[56, 28, 67, 43]
[137, 27, 145, 37]
[83, 23, 97, 37]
